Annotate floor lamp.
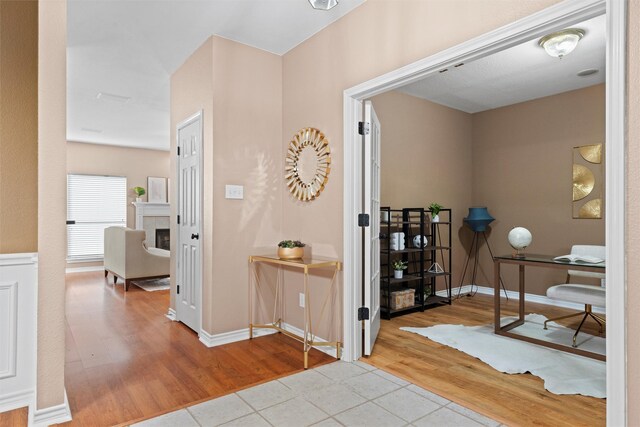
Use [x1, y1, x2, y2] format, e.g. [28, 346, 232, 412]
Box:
[456, 207, 508, 299]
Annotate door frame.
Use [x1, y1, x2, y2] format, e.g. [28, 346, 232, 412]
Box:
[175, 110, 204, 334]
[342, 0, 626, 424]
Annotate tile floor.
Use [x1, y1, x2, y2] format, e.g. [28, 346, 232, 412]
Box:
[132, 361, 501, 427]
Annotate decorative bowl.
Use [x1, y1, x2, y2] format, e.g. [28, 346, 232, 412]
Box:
[278, 247, 304, 260]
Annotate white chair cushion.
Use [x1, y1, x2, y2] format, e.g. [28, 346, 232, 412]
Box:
[547, 284, 606, 308]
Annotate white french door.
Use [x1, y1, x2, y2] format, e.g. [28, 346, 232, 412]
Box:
[363, 100, 381, 355]
[176, 111, 203, 333]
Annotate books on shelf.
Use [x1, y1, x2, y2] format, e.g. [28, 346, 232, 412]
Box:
[553, 254, 604, 264]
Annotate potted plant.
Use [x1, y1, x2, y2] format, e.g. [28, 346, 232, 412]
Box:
[133, 186, 146, 202]
[392, 259, 408, 279]
[277, 240, 306, 260]
[429, 202, 443, 222]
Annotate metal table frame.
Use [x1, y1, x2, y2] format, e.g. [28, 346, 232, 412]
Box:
[249, 254, 342, 369]
[493, 254, 605, 361]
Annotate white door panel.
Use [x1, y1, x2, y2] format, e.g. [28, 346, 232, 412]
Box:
[176, 112, 202, 333]
[364, 101, 381, 356]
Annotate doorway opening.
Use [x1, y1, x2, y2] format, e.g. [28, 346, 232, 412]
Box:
[342, 0, 625, 425]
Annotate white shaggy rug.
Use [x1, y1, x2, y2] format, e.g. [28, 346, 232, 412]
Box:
[401, 314, 606, 398]
[131, 277, 170, 292]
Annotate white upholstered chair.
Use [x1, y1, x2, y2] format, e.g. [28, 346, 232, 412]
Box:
[544, 245, 606, 347]
[104, 226, 170, 291]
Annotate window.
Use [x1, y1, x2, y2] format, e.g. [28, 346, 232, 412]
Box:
[67, 174, 127, 261]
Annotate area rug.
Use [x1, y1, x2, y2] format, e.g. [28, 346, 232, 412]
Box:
[400, 314, 606, 398]
[131, 277, 170, 292]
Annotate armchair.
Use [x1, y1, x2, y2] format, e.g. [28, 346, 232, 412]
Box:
[104, 226, 170, 291]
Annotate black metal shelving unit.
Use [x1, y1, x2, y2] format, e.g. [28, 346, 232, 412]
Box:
[380, 207, 452, 319]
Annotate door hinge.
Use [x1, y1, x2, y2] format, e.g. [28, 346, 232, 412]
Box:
[358, 307, 370, 321]
[358, 121, 370, 135]
[358, 213, 370, 227]
[177, 285, 180, 294]
[177, 146, 181, 156]
[177, 215, 180, 225]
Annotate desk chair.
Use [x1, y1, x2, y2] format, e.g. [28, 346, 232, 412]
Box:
[544, 245, 606, 347]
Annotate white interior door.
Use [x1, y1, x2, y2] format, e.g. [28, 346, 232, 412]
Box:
[176, 111, 202, 333]
[364, 100, 381, 355]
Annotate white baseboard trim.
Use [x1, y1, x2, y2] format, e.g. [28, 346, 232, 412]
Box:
[65, 265, 104, 274]
[440, 284, 605, 314]
[198, 327, 277, 348]
[166, 308, 177, 321]
[280, 323, 340, 359]
[0, 389, 34, 414]
[32, 389, 72, 426]
[198, 324, 339, 358]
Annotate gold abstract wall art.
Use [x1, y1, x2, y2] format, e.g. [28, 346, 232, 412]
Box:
[285, 127, 331, 201]
[572, 143, 603, 219]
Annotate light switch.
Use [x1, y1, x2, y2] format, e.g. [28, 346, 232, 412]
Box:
[225, 185, 244, 200]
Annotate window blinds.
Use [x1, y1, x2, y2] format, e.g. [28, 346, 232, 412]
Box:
[67, 174, 127, 260]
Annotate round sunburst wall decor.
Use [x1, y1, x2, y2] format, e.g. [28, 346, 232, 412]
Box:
[285, 127, 331, 201]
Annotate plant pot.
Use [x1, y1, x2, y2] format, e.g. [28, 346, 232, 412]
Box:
[431, 214, 440, 223]
[393, 270, 403, 279]
[136, 197, 142, 202]
[278, 247, 304, 260]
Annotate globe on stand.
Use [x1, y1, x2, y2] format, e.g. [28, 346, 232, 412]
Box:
[508, 227, 532, 258]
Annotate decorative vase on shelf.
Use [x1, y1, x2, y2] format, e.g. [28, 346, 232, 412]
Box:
[431, 214, 440, 223]
[277, 247, 304, 260]
[136, 197, 142, 202]
[394, 270, 403, 279]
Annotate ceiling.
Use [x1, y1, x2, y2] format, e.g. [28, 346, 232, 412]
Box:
[398, 14, 605, 114]
[68, 6, 605, 151]
[67, 0, 366, 151]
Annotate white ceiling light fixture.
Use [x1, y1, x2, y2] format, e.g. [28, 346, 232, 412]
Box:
[309, 0, 338, 11]
[538, 28, 585, 58]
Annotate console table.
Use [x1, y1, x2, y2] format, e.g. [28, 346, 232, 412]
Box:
[248, 254, 342, 369]
[494, 254, 606, 361]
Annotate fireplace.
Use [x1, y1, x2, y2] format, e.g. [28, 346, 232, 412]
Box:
[155, 229, 170, 251]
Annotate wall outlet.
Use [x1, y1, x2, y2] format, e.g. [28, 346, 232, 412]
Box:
[225, 184, 244, 200]
[299, 293, 305, 308]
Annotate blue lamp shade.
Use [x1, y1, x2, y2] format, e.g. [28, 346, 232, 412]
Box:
[464, 207, 495, 232]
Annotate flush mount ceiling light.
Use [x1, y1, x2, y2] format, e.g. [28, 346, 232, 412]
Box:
[309, 0, 338, 10]
[538, 28, 585, 58]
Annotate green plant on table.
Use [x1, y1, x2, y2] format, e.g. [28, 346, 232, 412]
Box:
[133, 186, 146, 197]
[428, 202, 443, 215]
[392, 259, 408, 271]
[278, 240, 306, 248]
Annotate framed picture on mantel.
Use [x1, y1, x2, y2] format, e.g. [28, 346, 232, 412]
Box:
[148, 176, 167, 203]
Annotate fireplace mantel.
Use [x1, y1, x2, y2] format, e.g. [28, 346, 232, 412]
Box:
[132, 202, 170, 230]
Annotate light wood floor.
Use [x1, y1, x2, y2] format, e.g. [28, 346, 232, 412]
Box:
[59, 272, 333, 426]
[363, 293, 606, 427]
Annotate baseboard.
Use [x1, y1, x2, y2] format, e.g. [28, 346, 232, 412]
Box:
[32, 390, 72, 427]
[280, 323, 340, 359]
[439, 284, 605, 314]
[198, 327, 277, 347]
[166, 308, 177, 321]
[65, 265, 104, 274]
[0, 389, 34, 415]
[198, 323, 339, 358]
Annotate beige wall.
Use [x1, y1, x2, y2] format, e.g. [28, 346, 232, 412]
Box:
[472, 85, 606, 295]
[0, 0, 38, 254]
[37, 0, 67, 410]
[282, 0, 562, 341]
[66, 141, 171, 229]
[371, 91, 473, 289]
[626, 0, 640, 424]
[171, 36, 283, 334]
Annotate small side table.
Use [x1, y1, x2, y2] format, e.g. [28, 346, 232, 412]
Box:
[248, 254, 342, 369]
